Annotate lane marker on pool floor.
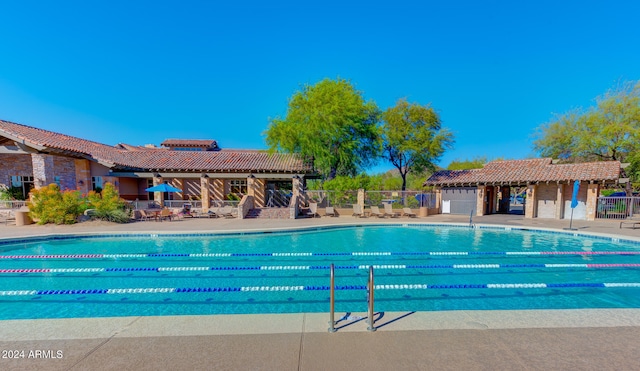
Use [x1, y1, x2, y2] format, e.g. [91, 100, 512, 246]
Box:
[3, 251, 640, 260]
[2, 263, 640, 274]
[2, 282, 640, 296]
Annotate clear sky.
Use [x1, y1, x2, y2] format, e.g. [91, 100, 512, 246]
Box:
[1, 1, 639, 173]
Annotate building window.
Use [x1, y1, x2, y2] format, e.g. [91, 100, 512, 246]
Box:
[10, 175, 34, 199]
[92, 176, 103, 191]
[229, 180, 247, 195]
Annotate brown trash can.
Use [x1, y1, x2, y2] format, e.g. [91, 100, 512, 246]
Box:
[419, 207, 428, 217]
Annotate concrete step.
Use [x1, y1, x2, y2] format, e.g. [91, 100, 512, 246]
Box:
[245, 208, 290, 219]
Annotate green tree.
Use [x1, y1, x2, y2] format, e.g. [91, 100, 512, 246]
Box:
[381, 99, 454, 191]
[447, 156, 488, 170]
[533, 81, 640, 162]
[265, 78, 381, 180]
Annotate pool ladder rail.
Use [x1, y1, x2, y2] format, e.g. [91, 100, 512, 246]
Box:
[328, 263, 376, 333]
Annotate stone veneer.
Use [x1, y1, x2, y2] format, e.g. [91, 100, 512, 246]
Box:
[31, 154, 55, 189]
[0, 153, 78, 193]
[0, 154, 32, 187]
[53, 156, 77, 191]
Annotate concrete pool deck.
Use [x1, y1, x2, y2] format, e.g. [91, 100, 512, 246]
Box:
[1, 214, 640, 370]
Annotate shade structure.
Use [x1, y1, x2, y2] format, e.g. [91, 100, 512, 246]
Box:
[145, 183, 182, 193]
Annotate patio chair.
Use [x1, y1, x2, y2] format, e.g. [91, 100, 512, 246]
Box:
[218, 206, 237, 219]
[138, 209, 155, 221]
[171, 208, 185, 220]
[325, 206, 338, 217]
[383, 203, 400, 218]
[402, 208, 417, 218]
[620, 214, 640, 229]
[352, 204, 367, 218]
[369, 206, 385, 218]
[206, 207, 220, 218]
[308, 202, 320, 218]
[0, 210, 15, 225]
[158, 208, 173, 222]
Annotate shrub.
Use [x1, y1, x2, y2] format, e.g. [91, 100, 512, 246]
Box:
[28, 184, 87, 225]
[87, 183, 131, 223]
[6, 186, 26, 200]
[0, 184, 10, 201]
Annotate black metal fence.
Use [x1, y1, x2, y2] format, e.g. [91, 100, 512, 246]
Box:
[595, 197, 640, 220]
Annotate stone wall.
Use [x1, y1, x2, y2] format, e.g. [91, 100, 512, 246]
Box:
[0, 154, 32, 187]
[52, 156, 77, 190]
[31, 154, 55, 189]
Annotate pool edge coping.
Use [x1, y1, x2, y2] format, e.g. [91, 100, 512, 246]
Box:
[2, 221, 640, 246]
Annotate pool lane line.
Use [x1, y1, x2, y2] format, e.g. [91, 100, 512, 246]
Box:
[3, 263, 640, 274]
[2, 282, 640, 296]
[2, 250, 640, 260]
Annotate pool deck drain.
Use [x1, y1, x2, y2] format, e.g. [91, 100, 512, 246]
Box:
[1, 214, 640, 370]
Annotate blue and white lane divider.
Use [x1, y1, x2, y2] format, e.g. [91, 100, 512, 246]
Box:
[2, 251, 640, 260]
[2, 263, 640, 274]
[2, 282, 640, 296]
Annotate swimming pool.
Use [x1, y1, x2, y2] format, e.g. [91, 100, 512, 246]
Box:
[1, 224, 640, 320]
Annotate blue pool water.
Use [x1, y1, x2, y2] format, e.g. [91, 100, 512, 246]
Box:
[1, 224, 640, 320]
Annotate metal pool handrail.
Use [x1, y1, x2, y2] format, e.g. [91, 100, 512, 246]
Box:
[367, 266, 376, 332]
[328, 263, 376, 333]
[328, 263, 336, 333]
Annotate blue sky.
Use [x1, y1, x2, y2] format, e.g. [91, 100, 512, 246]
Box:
[1, 1, 639, 173]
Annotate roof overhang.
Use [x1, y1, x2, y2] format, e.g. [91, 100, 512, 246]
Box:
[109, 171, 309, 180]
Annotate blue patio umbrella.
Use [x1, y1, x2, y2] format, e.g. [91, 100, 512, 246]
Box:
[567, 180, 580, 230]
[145, 183, 182, 193]
[570, 180, 580, 209]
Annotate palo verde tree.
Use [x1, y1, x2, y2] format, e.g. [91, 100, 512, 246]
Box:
[265, 78, 381, 180]
[533, 81, 640, 162]
[380, 99, 454, 191]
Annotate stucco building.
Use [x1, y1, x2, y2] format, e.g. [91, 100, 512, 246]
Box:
[424, 158, 622, 221]
[0, 119, 315, 213]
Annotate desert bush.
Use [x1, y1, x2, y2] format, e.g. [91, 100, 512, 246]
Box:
[86, 183, 131, 223]
[28, 184, 87, 225]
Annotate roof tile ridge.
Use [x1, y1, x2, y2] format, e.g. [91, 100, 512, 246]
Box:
[0, 118, 120, 150]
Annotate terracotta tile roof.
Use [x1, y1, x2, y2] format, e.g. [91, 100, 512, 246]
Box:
[425, 158, 620, 186]
[160, 139, 217, 148]
[0, 119, 313, 173]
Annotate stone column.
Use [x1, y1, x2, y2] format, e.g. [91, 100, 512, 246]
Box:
[200, 176, 211, 210]
[292, 176, 303, 201]
[290, 176, 304, 219]
[31, 153, 55, 189]
[525, 184, 537, 219]
[357, 189, 365, 209]
[555, 183, 564, 219]
[247, 176, 256, 199]
[586, 183, 599, 221]
[74, 159, 91, 194]
[476, 186, 486, 216]
[153, 175, 164, 206]
[435, 188, 442, 212]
